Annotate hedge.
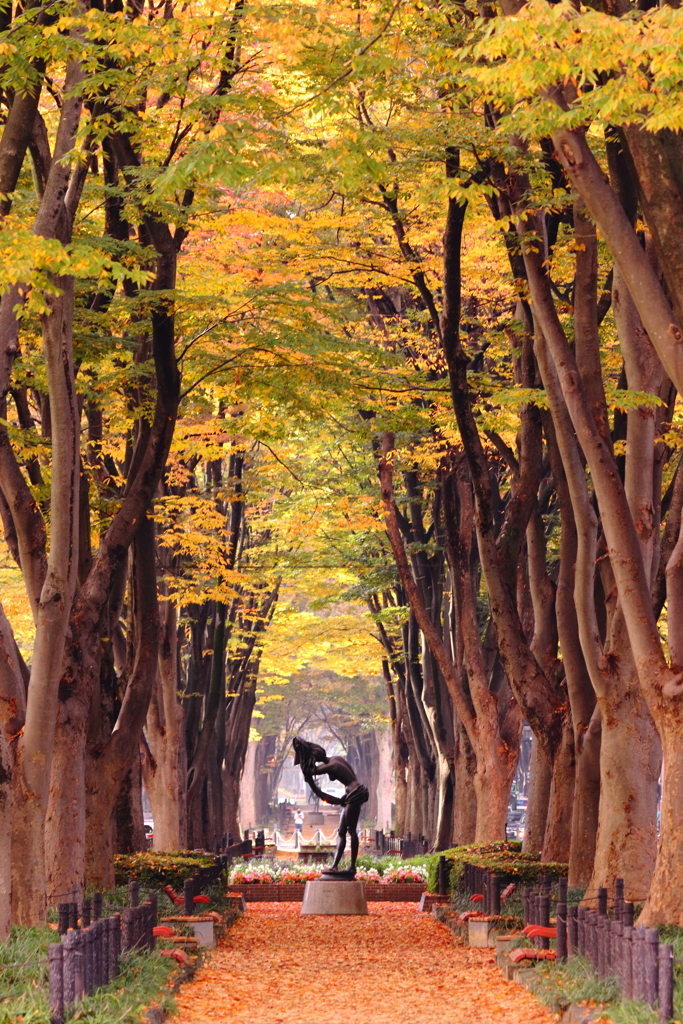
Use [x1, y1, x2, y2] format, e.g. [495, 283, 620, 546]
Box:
[114, 851, 216, 889]
[425, 842, 568, 894]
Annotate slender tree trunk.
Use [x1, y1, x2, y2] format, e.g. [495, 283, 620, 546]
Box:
[375, 729, 393, 832]
[113, 756, 146, 854]
[14, 272, 81, 924]
[453, 721, 477, 845]
[144, 601, 185, 850]
[570, 706, 601, 887]
[239, 740, 258, 832]
[543, 721, 575, 863]
[84, 513, 159, 886]
[0, 723, 11, 939]
[523, 736, 551, 855]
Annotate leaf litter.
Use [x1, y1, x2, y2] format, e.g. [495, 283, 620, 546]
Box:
[173, 902, 555, 1024]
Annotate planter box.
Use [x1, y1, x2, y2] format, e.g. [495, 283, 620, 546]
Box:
[228, 882, 425, 903]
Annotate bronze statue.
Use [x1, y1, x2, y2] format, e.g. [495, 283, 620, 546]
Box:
[293, 737, 369, 879]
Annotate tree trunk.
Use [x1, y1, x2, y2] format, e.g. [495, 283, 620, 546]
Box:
[113, 755, 146, 854]
[376, 729, 393, 832]
[588, 637, 661, 902]
[543, 719, 575, 863]
[239, 740, 258, 832]
[570, 706, 602, 887]
[453, 721, 477, 845]
[84, 513, 159, 886]
[0, 723, 11, 940]
[145, 599, 184, 851]
[523, 736, 551, 855]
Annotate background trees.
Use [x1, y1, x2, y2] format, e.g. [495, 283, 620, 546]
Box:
[2, 0, 683, 933]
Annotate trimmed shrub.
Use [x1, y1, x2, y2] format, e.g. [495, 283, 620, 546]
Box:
[114, 851, 216, 889]
[426, 842, 567, 894]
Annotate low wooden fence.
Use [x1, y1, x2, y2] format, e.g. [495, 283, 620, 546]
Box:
[49, 882, 158, 1024]
[371, 830, 429, 859]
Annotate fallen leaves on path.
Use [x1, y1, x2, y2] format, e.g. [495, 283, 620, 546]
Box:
[173, 902, 555, 1024]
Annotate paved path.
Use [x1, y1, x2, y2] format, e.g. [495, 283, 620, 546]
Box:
[173, 902, 554, 1024]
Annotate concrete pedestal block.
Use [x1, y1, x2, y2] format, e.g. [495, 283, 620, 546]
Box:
[300, 880, 368, 915]
[495, 934, 520, 954]
[468, 919, 500, 947]
[190, 921, 215, 948]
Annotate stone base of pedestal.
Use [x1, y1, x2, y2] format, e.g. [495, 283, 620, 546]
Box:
[300, 880, 368, 915]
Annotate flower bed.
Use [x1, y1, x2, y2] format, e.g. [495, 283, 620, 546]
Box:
[228, 860, 428, 887]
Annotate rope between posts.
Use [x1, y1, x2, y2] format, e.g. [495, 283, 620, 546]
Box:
[0, 959, 49, 970]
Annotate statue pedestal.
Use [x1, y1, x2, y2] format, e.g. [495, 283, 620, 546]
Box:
[300, 880, 368, 915]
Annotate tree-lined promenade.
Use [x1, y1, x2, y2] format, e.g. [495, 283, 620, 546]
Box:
[1, 0, 683, 942]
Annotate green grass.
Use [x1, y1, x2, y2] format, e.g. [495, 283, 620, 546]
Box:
[527, 927, 683, 1024]
[0, 925, 177, 1024]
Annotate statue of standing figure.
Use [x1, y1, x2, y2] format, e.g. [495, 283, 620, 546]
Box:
[293, 737, 369, 878]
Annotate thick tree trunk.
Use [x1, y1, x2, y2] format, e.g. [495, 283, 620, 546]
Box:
[588, 640, 661, 902]
[642, 726, 683, 925]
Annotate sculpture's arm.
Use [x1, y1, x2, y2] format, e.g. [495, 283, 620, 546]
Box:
[304, 772, 344, 807]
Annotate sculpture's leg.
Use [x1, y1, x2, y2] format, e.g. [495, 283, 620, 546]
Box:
[331, 809, 348, 869]
[347, 803, 362, 873]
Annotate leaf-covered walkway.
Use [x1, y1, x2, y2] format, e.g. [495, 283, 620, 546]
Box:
[173, 903, 554, 1024]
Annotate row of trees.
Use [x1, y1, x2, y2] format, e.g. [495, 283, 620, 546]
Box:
[2, 0, 683, 934]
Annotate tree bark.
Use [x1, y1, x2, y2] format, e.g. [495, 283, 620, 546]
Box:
[144, 598, 185, 851]
[523, 737, 551, 855]
[83, 512, 159, 887]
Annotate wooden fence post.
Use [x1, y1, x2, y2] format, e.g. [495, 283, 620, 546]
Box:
[128, 880, 140, 908]
[83, 926, 93, 996]
[73, 934, 84, 1002]
[93, 893, 102, 922]
[122, 908, 135, 952]
[101, 917, 109, 987]
[556, 902, 567, 962]
[644, 928, 660, 1009]
[539, 894, 550, 950]
[437, 857, 448, 897]
[611, 920, 622, 985]
[632, 928, 646, 1001]
[597, 887, 608, 917]
[57, 905, 69, 936]
[110, 914, 121, 977]
[567, 906, 578, 958]
[658, 944, 674, 1024]
[622, 925, 634, 999]
[61, 930, 79, 1006]
[614, 878, 624, 922]
[490, 875, 501, 917]
[48, 943, 64, 1024]
[184, 878, 194, 916]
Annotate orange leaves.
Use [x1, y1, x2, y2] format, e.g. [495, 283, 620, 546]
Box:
[173, 902, 555, 1024]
